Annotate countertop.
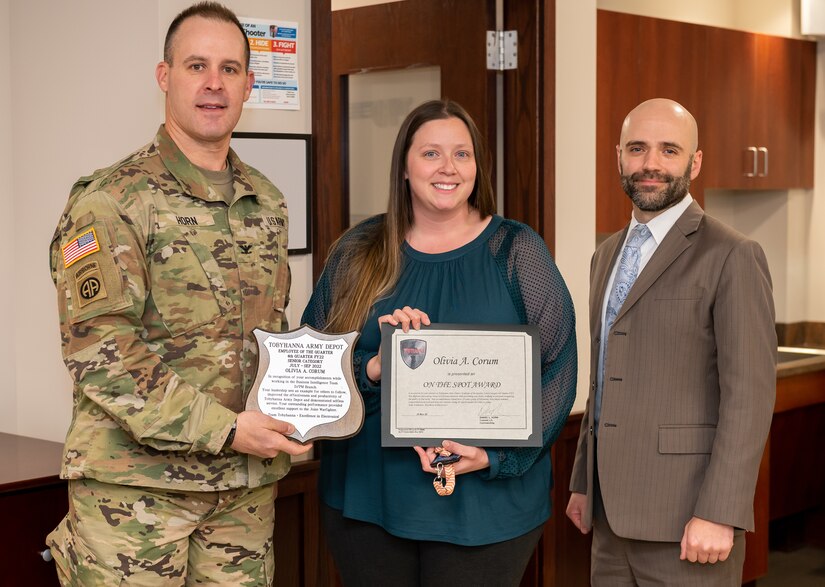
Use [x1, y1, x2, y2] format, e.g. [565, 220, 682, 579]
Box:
[776, 347, 825, 378]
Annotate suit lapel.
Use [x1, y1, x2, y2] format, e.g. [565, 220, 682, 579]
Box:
[614, 201, 704, 324]
[591, 229, 627, 339]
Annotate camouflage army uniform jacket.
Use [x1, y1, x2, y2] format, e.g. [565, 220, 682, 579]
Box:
[49, 126, 291, 491]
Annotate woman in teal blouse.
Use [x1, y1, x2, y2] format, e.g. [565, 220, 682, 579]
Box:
[302, 100, 577, 585]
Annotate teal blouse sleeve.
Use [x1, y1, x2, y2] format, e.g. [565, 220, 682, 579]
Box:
[483, 221, 578, 479]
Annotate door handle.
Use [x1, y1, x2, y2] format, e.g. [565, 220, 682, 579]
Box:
[758, 147, 768, 177]
[745, 146, 758, 177]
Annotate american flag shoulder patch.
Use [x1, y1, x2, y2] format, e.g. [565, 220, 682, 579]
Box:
[62, 227, 100, 268]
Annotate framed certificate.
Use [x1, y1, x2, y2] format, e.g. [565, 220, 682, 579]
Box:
[230, 132, 311, 254]
[380, 323, 542, 447]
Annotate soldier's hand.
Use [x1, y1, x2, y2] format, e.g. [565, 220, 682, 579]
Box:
[231, 411, 313, 459]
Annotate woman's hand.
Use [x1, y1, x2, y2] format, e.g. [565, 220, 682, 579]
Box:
[366, 307, 431, 382]
[379, 306, 431, 332]
[414, 439, 490, 476]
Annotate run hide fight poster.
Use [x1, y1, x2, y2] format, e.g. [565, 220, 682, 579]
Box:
[240, 17, 300, 110]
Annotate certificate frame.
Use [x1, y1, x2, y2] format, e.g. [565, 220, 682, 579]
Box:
[230, 132, 311, 254]
[380, 323, 542, 447]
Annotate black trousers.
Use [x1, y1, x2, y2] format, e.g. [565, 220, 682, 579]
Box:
[321, 503, 544, 587]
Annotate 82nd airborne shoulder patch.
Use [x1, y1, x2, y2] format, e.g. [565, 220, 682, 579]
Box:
[73, 260, 108, 307]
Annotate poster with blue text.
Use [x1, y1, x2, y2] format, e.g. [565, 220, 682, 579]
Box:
[240, 17, 300, 110]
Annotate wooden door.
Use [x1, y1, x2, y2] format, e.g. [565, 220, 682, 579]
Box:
[311, 0, 554, 279]
[311, 1, 556, 584]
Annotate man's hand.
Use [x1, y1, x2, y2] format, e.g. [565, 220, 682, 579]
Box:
[231, 411, 313, 459]
[566, 492, 591, 534]
[680, 517, 734, 564]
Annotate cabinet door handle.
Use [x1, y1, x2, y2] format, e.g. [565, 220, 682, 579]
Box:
[758, 147, 768, 177]
[745, 146, 758, 177]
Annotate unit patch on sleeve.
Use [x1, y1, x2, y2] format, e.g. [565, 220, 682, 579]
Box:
[73, 260, 108, 308]
[62, 227, 100, 268]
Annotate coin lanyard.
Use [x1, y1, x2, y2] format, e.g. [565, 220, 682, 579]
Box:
[432, 446, 458, 496]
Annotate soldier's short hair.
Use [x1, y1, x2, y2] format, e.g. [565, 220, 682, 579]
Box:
[164, 2, 250, 69]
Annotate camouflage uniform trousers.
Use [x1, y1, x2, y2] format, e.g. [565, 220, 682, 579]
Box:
[47, 478, 277, 586]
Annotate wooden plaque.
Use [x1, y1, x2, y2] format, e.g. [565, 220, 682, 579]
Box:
[248, 325, 363, 444]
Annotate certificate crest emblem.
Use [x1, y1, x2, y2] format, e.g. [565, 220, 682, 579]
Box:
[400, 339, 427, 369]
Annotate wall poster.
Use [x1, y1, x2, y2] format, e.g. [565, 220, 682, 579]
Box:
[240, 17, 300, 110]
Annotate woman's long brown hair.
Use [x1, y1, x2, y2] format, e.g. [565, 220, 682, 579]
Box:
[324, 99, 496, 333]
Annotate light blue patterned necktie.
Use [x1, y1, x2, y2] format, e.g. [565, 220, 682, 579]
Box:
[595, 224, 652, 428]
[605, 224, 652, 329]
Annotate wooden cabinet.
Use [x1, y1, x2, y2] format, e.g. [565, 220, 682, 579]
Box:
[528, 414, 592, 586]
[703, 27, 815, 190]
[596, 10, 643, 236]
[770, 369, 825, 521]
[273, 460, 321, 587]
[597, 11, 707, 234]
[0, 434, 68, 586]
[597, 10, 816, 234]
[766, 367, 825, 558]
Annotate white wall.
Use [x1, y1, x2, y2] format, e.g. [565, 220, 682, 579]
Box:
[598, 0, 798, 35]
[11, 1, 160, 442]
[333, 0, 402, 9]
[4, 0, 313, 442]
[810, 42, 825, 322]
[1, 0, 16, 434]
[556, 1, 597, 413]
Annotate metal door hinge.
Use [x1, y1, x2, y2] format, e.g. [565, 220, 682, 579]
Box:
[486, 30, 518, 71]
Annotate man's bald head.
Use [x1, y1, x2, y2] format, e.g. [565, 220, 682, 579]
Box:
[619, 98, 699, 152]
[616, 98, 703, 221]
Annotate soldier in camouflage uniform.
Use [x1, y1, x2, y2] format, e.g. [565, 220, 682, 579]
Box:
[46, 3, 311, 585]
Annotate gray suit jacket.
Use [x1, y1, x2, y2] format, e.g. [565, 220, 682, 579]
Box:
[569, 201, 776, 542]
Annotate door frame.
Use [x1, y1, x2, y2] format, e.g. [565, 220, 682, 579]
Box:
[310, 5, 559, 584]
[311, 0, 555, 280]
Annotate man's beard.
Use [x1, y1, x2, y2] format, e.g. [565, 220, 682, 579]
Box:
[620, 155, 693, 212]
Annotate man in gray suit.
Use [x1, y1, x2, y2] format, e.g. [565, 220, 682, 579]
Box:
[567, 98, 776, 585]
